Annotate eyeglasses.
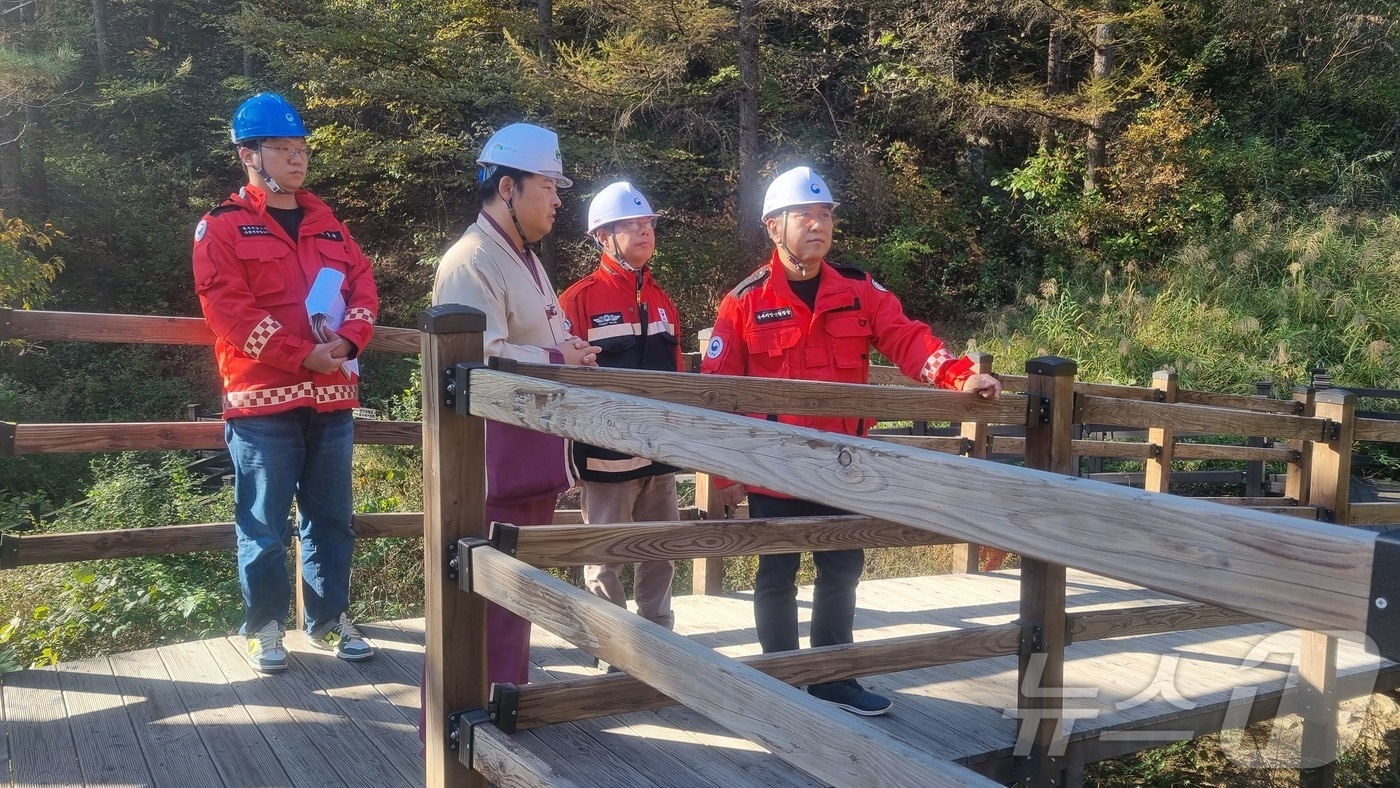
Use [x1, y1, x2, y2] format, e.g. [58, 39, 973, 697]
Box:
[259, 144, 314, 162]
[614, 217, 656, 233]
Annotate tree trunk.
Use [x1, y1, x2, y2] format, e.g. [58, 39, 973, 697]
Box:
[736, 0, 764, 269]
[538, 0, 553, 65]
[22, 102, 46, 214]
[91, 0, 111, 75]
[1040, 23, 1064, 149]
[1084, 17, 1116, 194]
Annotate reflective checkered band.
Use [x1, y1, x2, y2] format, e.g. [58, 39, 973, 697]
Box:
[345, 307, 375, 325]
[316, 384, 357, 404]
[921, 349, 957, 384]
[244, 315, 282, 359]
[224, 381, 357, 411]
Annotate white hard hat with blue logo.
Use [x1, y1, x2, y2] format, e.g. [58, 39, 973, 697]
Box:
[587, 181, 657, 233]
[761, 166, 839, 221]
[477, 123, 573, 188]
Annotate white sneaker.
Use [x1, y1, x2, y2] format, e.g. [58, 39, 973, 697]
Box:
[245, 620, 287, 673]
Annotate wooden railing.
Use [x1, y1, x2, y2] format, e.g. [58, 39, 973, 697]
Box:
[419, 305, 1400, 788]
[5, 307, 1398, 788]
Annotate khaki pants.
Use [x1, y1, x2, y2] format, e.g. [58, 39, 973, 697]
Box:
[582, 474, 678, 629]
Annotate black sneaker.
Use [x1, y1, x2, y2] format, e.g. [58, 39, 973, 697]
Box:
[807, 680, 893, 716]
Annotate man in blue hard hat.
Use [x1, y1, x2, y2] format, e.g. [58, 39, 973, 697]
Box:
[193, 92, 379, 673]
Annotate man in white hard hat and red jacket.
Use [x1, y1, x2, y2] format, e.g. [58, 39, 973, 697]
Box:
[701, 165, 1001, 716]
[193, 93, 379, 673]
[431, 123, 601, 688]
[560, 182, 684, 636]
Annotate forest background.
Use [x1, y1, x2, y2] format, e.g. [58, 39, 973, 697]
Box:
[1, 0, 1399, 781]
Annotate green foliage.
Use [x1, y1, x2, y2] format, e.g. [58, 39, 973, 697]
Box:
[978, 207, 1400, 394]
[0, 212, 63, 309]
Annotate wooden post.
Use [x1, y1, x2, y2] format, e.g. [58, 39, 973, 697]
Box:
[1018, 357, 1077, 787]
[953, 352, 996, 573]
[1245, 380, 1272, 497]
[1298, 629, 1339, 788]
[1285, 386, 1315, 504]
[691, 472, 726, 596]
[1143, 370, 1177, 494]
[1298, 389, 1353, 788]
[691, 326, 726, 596]
[419, 305, 488, 788]
[1308, 390, 1355, 526]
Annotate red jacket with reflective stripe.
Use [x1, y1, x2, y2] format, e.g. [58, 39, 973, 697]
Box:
[560, 254, 684, 482]
[700, 252, 972, 496]
[192, 185, 378, 419]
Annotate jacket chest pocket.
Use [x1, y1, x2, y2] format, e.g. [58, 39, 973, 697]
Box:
[825, 314, 870, 369]
[316, 238, 352, 276]
[235, 238, 295, 303]
[744, 323, 801, 377]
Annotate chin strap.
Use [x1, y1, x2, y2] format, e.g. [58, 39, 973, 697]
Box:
[777, 212, 812, 275]
[250, 147, 286, 194]
[504, 197, 542, 257]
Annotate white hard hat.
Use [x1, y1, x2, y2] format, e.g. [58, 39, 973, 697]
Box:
[761, 165, 839, 221]
[477, 123, 573, 188]
[587, 181, 657, 233]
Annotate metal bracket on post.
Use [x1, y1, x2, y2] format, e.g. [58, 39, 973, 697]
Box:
[490, 682, 521, 734]
[446, 706, 492, 756]
[1318, 508, 1335, 523]
[1321, 418, 1341, 442]
[454, 537, 492, 593]
[1026, 396, 1051, 427]
[0, 532, 19, 569]
[1366, 531, 1400, 661]
[959, 437, 975, 456]
[1020, 622, 1045, 656]
[0, 422, 15, 456]
[1015, 744, 1062, 787]
[447, 362, 490, 417]
[1148, 444, 1163, 459]
[489, 522, 519, 558]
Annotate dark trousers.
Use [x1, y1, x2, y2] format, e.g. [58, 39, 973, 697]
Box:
[748, 493, 865, 654]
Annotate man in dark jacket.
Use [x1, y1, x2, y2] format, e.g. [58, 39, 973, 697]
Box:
[561, 182, 684, 632]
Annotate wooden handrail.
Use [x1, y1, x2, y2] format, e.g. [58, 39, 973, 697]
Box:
[508, 601, 1256, 731]
[1077, 395, 1330, 442]
[0, 308, 419, 354]
[495, 359, 1030, 425]
[4, 419, 420, 454]
[467, 367, 1377, 636]
[493, 515, 959, 567]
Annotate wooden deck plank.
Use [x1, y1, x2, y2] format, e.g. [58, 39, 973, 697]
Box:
[56, 657, 153, 786]
[107, 648, 224, 787]
[1, 666, 84, 786]
[5, 571, 1397, 787]
[157, 639, 294, 787]
[280, 631, 425, 784]
[206, 636, 419, 788]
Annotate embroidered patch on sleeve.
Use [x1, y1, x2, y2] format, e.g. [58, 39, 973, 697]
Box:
[194, 220, 208, 242]
[706, 336, 724, 359]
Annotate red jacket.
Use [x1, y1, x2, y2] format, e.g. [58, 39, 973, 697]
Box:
[560, 254, 684, 482]
[700, 252, 972, 495]
[192, 185, 378, 419]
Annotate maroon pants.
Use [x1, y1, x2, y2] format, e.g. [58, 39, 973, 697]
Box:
[419, 493, 558, 745]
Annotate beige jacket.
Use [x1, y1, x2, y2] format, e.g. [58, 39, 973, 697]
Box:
[433, 213, 569, 363]
[432, 213, 573, 501]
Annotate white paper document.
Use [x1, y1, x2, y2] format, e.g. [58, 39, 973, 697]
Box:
[305, 268, 358, 377]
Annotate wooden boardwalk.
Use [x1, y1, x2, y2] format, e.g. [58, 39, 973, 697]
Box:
[4, 570, 1395, 787]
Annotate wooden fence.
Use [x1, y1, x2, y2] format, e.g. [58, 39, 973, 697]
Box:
[4, 306, 1400, 787]
[419, 305, 1400, 788]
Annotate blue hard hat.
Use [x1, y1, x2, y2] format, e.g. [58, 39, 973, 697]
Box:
[230, 93, 308, 143]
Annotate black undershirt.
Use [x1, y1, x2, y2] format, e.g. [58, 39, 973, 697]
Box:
[788, 271, 821, 311]
[266, 206, 304, 241]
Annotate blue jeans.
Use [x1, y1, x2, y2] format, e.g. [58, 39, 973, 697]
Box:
[226, 408, 355, 636]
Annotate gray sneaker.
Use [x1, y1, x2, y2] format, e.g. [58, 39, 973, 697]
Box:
[245, 620, 288, 673]
[310, 613, 374, 661]
[807, 680, 892, 716]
